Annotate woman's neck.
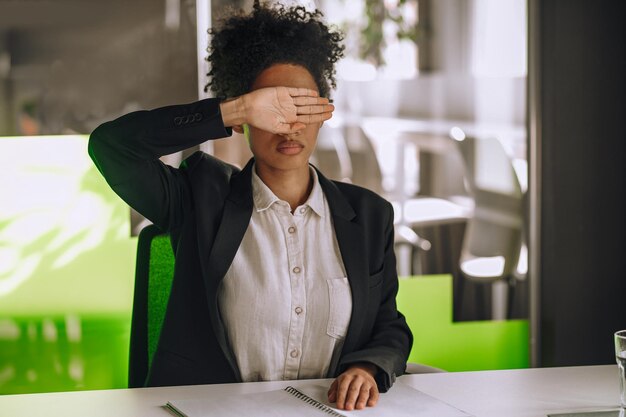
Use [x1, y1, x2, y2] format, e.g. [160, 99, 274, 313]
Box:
[255, 163, 313, 212]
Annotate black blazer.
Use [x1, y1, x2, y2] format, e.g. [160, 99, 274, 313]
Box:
[88, 98, 412, 392]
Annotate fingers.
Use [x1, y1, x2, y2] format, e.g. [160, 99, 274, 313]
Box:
[273, 110, 332, 133]
[327, 379, 338, 403]
[287, 88, 333, 121]
[293, 96, 330, 106]
[295, 103, 335, 115]
[367, 384, 379, 407]
[334, 376, 349, 410]
[296, 112, 333, 125]
[244, 86, 331, 134]
[331, 374, 378, 411]
[336, 376, 366, 411]
[294, 103, 333, 126]
[329, 364, 379, 411]
[286, 87, 319, 98]
[353, 384, 372, 410]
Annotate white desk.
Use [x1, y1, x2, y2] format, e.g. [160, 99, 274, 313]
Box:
[0, 366, 620, 417]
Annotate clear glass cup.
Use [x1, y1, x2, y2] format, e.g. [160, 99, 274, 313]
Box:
[616, 330, 626, 409]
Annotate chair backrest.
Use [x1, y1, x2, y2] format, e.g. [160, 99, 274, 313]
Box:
[311, 124, 352, 182]
[128, 224, 175, 388]
[312, 124, 386, 194]
[454, 135, 524, 280]
[343, 125, 386, 195]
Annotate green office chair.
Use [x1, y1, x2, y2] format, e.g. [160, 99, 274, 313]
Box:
[128, 224, 175, 388]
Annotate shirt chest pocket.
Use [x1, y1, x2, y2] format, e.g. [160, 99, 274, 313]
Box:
[326, 277, 352, 340]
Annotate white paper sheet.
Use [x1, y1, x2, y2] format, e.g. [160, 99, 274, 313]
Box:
[166, 382, 472, 417]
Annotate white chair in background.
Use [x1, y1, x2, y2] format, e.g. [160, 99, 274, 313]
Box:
[314, 124, 472, 276]
[451, 130, 527, 320]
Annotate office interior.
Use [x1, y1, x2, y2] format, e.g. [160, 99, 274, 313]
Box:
[0, 0, 623, 396]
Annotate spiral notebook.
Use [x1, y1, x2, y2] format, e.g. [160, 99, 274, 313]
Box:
[165, 383, 472, 417]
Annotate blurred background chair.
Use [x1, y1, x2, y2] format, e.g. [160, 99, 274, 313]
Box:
[452, 131, 527, 320]
[128, 224, 174, 388]
[313, 123, 471, 277]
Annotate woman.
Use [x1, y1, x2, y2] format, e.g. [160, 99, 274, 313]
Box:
[89, 2, 412, 411]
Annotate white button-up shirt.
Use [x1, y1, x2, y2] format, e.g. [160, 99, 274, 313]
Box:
[218, 166, 352, 382]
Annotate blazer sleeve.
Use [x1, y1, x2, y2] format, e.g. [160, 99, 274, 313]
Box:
[338, 202, 413, 393]
[88, 98, 232, 231]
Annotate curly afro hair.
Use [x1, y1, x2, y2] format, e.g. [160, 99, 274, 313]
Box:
[206, 1, 344, 99]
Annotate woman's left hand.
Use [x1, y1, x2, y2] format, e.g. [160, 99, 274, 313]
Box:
[327, 363, 379, 411]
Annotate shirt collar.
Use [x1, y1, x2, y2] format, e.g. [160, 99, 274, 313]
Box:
[306, 168, 326, 218]
[252, 166, 280, 212]
[251, 164, 326, 218]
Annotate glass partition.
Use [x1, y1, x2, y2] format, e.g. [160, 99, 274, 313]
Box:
[317, 0, 528, 322]
[0, 135, 135, 393]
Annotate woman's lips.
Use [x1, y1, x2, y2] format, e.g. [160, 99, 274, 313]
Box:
[277, 140, 304, 155]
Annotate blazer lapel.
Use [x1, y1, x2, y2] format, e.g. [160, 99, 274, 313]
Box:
[205, 159, 254, 291]
[203, 158, 254, 382]
[317, 169, 369, 366]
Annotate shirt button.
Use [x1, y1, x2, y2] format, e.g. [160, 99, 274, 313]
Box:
[290, 349, 299, 358]
[288, 226, 296, 234]
[292, 267, 301, 274]
[299, 207, 306, 214]
[295, 306, 303, 315]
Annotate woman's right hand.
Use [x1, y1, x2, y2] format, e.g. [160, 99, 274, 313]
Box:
[220, 87, 334, 134]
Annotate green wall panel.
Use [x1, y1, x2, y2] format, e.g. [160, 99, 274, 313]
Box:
[397, 275, 529, 371]
[0, 136, 136, 393]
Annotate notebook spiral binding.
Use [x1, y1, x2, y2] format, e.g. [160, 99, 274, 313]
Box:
[283, 386, 347, 417]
